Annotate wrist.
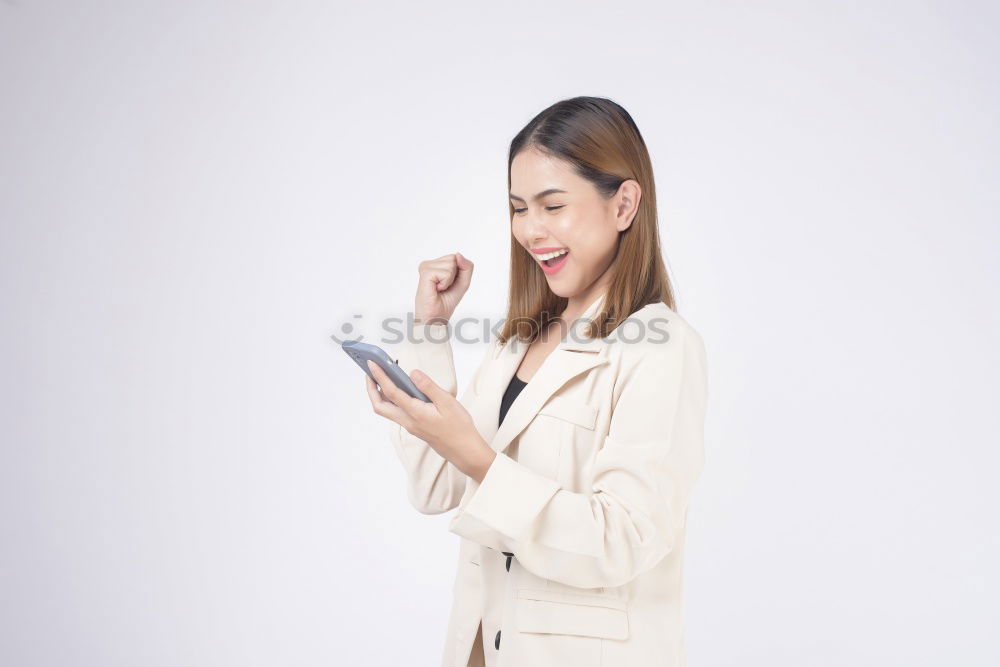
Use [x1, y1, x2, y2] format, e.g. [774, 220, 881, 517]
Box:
[465, 443, 496, 484]
[414, 316, 450, 326]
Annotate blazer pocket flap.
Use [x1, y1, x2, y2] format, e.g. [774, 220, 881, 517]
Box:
[537, 397, 598, 430]
[515, 588, 628, 640]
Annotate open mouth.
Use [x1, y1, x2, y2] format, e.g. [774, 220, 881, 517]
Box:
[544, 254, 565, 267]
[537, 248, 570, 274]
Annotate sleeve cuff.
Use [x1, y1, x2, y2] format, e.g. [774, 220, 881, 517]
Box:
[447, 452, 561, 551]
[390, 321, 457, 396]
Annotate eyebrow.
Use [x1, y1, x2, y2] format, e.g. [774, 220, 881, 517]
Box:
[508, 188, 568, 203]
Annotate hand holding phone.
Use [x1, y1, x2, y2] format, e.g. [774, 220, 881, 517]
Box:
[340, 339, 431, 402]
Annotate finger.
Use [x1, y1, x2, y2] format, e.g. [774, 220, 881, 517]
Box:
[367, 359, 422, 414]
[430, 263, 457, 292]
[365, 372, 410, 423]
[427, 253, 459, 267]
[454, 252, 474, 290]
[420, 256, 457, 276]
[417, 268, 453, 297]
[410, 368, 452, 407]
[423, 255, 460, 291]
[364, 373, 385, 405]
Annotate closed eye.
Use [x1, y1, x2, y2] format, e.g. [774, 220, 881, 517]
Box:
[512, 205, 564, 214]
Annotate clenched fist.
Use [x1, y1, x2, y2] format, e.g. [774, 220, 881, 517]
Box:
[414, 252, 474, 324]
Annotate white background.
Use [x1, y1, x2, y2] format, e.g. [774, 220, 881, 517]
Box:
[2, 1, 997, 665]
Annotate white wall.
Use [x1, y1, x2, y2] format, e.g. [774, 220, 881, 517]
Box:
[1, 1, 997, 665]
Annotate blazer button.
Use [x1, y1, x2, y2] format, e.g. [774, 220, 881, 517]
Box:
[501, 551, 513, 572]
[494, 629, 501, 650]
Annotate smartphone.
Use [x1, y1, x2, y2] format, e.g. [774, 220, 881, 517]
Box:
[340, 338, 431, 402]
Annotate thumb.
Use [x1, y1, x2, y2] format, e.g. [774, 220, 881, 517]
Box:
[454, 252, 474, 289]
[411, 369, 449, 403]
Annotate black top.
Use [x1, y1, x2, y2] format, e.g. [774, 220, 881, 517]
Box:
[498, 373, 528, 427]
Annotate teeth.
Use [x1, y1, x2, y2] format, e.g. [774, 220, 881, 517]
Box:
[537, 249, 569, 261]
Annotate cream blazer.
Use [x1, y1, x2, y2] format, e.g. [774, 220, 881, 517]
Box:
[386, 294, 708, 667]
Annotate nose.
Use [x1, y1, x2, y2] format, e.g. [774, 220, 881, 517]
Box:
[520, 212, 551, 246]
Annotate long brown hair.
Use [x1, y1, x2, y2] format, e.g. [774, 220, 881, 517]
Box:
[497, 96, 676, 346]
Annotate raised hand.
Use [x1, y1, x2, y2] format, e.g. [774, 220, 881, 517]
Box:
[414, 252, 474, 324]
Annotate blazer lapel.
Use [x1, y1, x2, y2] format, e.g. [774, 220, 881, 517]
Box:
[473, 294, 610, 457]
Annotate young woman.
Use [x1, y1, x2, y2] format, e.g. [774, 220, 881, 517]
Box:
[365, 96, 708, 667]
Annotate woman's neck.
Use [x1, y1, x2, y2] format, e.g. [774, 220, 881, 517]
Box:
[562, 289, 605, 326]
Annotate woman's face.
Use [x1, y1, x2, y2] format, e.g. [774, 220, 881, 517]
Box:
[509, 147, 639, 304]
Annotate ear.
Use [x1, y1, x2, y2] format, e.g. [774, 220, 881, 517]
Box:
[615, 179, 642, 232]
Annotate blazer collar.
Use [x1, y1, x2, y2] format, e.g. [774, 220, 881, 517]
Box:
[491, 292, 608, 359]
[473, 294, 610, 456]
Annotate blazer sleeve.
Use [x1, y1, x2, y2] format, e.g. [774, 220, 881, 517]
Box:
[446, 324, 708, 589]
[385, 321, 493, 515]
